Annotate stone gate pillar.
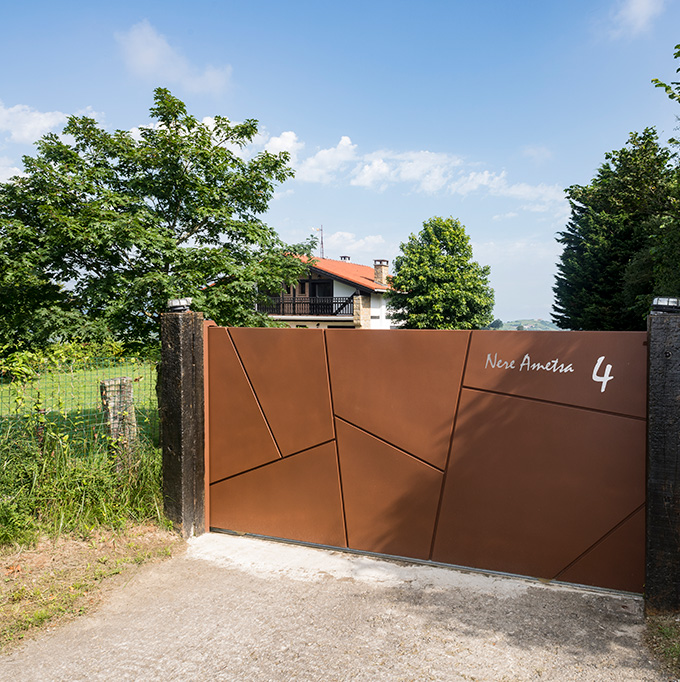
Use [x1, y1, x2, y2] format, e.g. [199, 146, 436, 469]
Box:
[160, 301, 205, 537]
[646, 297, 680, 611]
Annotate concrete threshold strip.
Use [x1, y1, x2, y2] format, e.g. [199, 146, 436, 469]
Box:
[200, 529, 641, 601]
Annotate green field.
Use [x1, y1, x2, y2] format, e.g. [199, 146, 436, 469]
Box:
[0, 360, 159, 446]
[501, 318, 559, 331]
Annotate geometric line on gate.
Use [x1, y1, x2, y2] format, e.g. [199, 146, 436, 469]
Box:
[335, 419, 443, 559]
[552, 501, 646, 581]
[209, 441, 346, 548]
[206, 327, 280, 482]
[333, 416, 445, 473]
[429, 329, 473, 561]
[323, 332, 349, 548]
[208, 437, 338, 487]
[553, 506, 645, 593]
[226, 328, 284, 458]
[229, 328, 334, 457]
[460, 385, 648, 422]
[430, 388, 646, 583]
[325, 329, 470, 471]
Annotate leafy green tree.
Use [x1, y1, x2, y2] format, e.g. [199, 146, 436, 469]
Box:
[652, 43, 680, 132]
[552, 128, 676, 330]
[386, 216, 494, 329]
[488, 318, 503, 329]
[0, 88, 312, 351]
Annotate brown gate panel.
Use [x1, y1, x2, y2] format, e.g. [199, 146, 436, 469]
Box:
[229, 328, 334, 456]
[207, 327, 647, 592]
[430, 389, 646, 592]
[207, 327, 280, 482]
[336, 419, 443, 559]
[554, 507, 645, 591]
[326, 330, 469, 470]
[210, 442, 346, 547]
[464, 330, 647, 417]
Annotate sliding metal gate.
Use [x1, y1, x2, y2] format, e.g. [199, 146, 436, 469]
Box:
[205, 327, 646, 592]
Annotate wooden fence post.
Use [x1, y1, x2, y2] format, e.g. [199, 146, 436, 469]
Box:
[646, 298, 680, 611]
[160, 304, 205, 537]
[100, 376, 138, 472]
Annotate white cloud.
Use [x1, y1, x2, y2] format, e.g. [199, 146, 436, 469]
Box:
[263, 129, 566, 219]
[449, 169, 566, 214]
[350, 157, 392, 189]
[296, 136, 357, 183]
[271, 132, 558, 218]
[0, 157, 22, 182]
[497, 181, 564, 204]
[325, 231, 387, 260]
[351, 150, 462, 193]
[449, 169, 503, 195]
[265, 131, 304, 164]
[492, 212, 519, 221]
[610, 0, 665, 36]
[116, 20, 231, 95]
[0, 101, 67, 144]
[74, 105, 103, 120]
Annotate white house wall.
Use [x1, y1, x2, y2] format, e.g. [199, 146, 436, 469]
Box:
[370, 294, 392, 330]
[332, 281, 357, 298]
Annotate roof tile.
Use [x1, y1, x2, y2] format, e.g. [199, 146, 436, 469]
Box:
[301, 256, 391, 292]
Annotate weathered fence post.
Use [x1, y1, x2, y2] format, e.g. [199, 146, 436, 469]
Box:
[646, 297, 680, 611]
[100, 377, 139, 472]
[160, 299, 205, 537]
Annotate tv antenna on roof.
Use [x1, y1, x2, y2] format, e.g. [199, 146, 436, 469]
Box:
[314, 225, 325, 259]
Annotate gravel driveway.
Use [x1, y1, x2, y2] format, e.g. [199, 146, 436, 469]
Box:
[0, 533, 665, 681]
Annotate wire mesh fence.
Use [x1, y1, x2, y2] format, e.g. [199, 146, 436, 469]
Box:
[0, 357, 159, 451]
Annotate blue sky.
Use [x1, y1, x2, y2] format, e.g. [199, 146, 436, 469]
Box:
[1, 0, 679, 321]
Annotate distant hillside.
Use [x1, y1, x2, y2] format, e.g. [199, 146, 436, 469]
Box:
[499, 319, 559, 331]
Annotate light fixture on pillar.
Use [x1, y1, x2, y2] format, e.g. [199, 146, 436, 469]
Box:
[651, 297, 680, 314]
[167, 297, 193, 313]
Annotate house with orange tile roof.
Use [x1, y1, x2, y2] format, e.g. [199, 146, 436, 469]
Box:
[260, 256, 393, 329]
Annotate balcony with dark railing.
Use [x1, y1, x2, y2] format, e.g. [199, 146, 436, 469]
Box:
[261, 295, 354, 316]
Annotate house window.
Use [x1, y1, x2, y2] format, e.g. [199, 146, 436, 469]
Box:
[311, 281, 332, 297]
[300, 281, 306, 295]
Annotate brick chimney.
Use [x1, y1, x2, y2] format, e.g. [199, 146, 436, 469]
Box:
[373, 259, 389, 286]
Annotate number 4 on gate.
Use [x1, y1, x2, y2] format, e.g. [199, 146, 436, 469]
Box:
[592, 356, 614, 393]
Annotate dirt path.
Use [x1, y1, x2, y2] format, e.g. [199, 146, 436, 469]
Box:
[0, 533, 665, 681]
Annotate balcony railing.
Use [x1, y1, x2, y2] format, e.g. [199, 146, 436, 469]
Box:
[261, 296, 354, 316]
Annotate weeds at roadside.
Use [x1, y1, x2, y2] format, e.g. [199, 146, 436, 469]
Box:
[646, 611, 680, 678]
[0, 418, 167, 547]
[0, 526, 183, 651]
[0, 345, 179, 650]
[0, 421, 177, 651]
